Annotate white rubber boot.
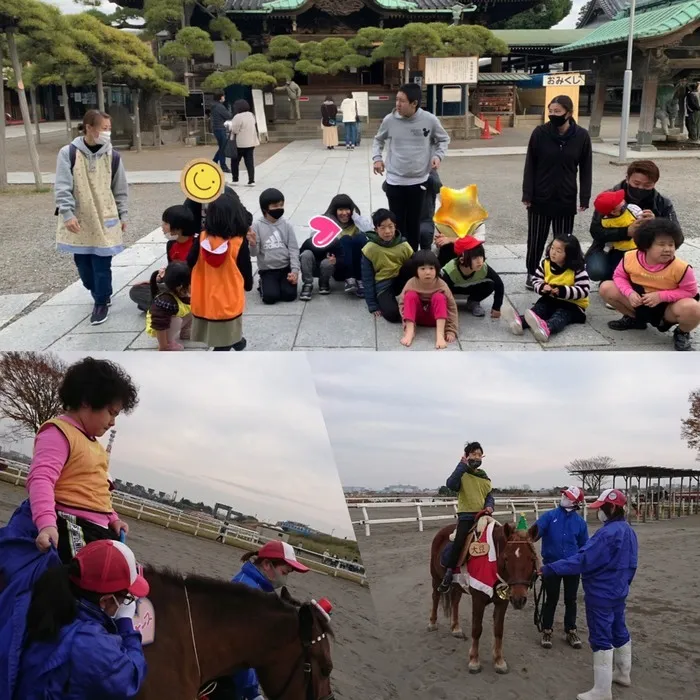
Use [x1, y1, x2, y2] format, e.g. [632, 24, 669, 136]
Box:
[576, 649, 613, 700]
[612, 641, 632, 687]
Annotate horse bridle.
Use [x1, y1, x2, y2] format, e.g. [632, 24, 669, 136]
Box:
[494, 539, 540, 600]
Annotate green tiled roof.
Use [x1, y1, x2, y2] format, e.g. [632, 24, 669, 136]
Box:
[492, 29, 595, 47]
[554, 0, 700, 53]
[477, 72, 532, 83]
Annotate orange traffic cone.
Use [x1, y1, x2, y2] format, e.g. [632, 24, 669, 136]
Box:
[481, 118, 493, 140]
[495, 115, 502, 133]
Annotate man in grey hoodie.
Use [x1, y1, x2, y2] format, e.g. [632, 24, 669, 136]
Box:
[372, 83, 450, 252]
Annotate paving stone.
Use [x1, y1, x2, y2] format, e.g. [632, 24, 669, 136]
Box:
[128, 329, 207, 351]
[0, 293, 41, 328]
[49, 332, 140, 351]
[376, 318, 461, 351]
[0, 304, 92, 350]
[244, 315, 300, 351]
[43, 266, 146, 306]
[459, 341, 543, 351]
[112, 243, 164, 268]
[71, 294, 148, 334]
[295, 295, 375, 348]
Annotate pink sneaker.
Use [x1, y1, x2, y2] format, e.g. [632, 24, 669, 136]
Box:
[524, 309, 551, 342]
[503, 305, 523, 335]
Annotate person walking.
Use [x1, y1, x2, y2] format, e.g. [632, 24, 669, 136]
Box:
[226, 99, 259, 187]
[684, 82, 700, 141]
[321, 96, 339, 150]
[210, 91, 232, 172]
[285, 79, 302, 121]
[340, 92, 359, 150]
[522, 95, 592, 290]
[54, 109, 128, 326]
[373, 83, 450, 253]
[533, 486, 589, 650]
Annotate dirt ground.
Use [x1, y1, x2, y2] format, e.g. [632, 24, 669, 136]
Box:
[0, 481, 407, 700]
[356, 514, 700, 700]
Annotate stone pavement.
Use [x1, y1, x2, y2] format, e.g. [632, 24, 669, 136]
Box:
[0, 140, 698, 352]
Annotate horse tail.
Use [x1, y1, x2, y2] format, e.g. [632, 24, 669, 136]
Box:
[440, 587, 453, 619]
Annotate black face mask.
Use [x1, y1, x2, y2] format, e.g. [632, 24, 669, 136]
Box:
[467, 459, 482, 469]
[626, 185, 655, 203]
[549, 114, 568, 128]
[267, 208, 284, 220]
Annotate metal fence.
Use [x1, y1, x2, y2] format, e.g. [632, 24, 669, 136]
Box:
[0, 459, 366, 585]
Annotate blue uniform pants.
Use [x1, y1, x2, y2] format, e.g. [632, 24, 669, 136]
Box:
[585, 597, 630, 652]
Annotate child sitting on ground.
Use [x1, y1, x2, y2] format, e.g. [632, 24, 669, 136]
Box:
[441, 237, 504, 319]
[145, 261, 192, 351]
[361, 209, 414, 323]
[129, 205, 197, 312]
[504, 234, 590, 343]
[599, 218, 700, 351]
[399, 250, 459, 350]
[249, 188, 300, 305]
[593, 189, 642, 254]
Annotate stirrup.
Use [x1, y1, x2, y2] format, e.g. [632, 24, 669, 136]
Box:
[438, 571, 453, 592]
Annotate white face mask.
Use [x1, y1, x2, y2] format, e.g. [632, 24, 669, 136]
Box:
[597, 509, 608, 523]
[270, 568, 288, 590]
[96, 130, 111, 146]
[560, 496, 575, 510]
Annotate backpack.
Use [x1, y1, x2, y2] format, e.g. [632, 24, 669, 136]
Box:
[54, 144, 121, 216]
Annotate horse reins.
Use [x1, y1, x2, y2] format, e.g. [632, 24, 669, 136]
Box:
[182, 578, 217, 700]
[494, 539, 540, 599]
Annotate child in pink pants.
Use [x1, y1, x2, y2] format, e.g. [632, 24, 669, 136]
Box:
[399, 250, 459, 349]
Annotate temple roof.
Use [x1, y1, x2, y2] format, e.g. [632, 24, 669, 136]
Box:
[225, 0, 527, 11]
[492, 29, 595, 48]
[555, 0, 700, 53]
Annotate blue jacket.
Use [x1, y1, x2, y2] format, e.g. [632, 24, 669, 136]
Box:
[535, 506, 589, 565]
[541, 517, 638, 605]
[229, 562, 275, 699]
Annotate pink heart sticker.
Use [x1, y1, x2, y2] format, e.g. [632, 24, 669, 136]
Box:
[309, 215, 342, 248]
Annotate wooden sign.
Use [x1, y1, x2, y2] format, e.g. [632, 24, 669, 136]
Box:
[468, 541, 490, 558]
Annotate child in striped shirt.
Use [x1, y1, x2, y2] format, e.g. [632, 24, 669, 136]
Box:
[504, 234, 590, 343]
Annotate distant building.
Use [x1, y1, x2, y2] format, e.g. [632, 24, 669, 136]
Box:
[278, 520, 316, 537]
[257, 526, 290, 543]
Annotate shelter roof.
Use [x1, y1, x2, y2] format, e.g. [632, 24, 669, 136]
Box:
[568, 465, 700, 479]
[491, 29, 595, 48]
[477, 71, 532, 82]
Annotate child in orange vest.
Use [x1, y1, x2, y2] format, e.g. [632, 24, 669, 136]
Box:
[600, 218, 700, 351]
[11, 357, 139, 563]
[188, 190, 254, 351]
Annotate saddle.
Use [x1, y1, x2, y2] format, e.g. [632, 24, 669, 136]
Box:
[132, 597, 156, 646]
[448, 514, 499, 570]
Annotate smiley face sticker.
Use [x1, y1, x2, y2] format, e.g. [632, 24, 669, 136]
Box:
[180, 158, 225, 204]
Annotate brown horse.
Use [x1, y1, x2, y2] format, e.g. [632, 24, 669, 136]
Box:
[429, 520, 539, 674]
[137, 568, 334, 700]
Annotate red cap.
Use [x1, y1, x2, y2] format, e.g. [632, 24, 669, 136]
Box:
[454, 236, 483, 256]
[257, 541, 310, 572]
[594, 190, 625, 216]
[561, 486, 585, 503]
[312, 597, 333, 620]
[71, 540, 149, 598]
[589, 488, 627, 509]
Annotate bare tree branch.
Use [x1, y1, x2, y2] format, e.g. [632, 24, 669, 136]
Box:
[565, 456, 614, 494]
[0, 352, 67, 441]
[681, 389, 700, 460]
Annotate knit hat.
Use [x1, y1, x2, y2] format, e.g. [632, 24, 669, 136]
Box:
[454, 236, 483, 256]
[594, 189, 625, 216]
[515, 514, 528, 531]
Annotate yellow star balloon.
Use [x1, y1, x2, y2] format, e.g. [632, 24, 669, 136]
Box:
[433, 184, 488, 239]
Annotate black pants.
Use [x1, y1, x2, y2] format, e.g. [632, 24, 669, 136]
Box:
[437, 243, 456, 268]
[385, 181, 427, 253]
[541, 573, 580, 631]
[56, 511, 118, 564]
[452, 280, 495, 303]
[376, 264, 414, 324]
[446, 515, 476, 570]
[232, 147, 255, 184]
[526, 209, 576, 276]
[259, 267, 297, 305]
[585, 248, 625, 282]
[525, 295, 585, 335]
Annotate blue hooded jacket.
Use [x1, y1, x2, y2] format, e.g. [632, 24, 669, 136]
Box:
[541, 517, 638, 605]
[229, 561, 275, 700]
[535, 506, 589, 565]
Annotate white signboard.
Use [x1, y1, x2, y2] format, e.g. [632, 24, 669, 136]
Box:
[442, 86, 462, 103]
[424, 57, 478, 86]
[543, 73, 585, 87]
[352, 91, 369, 118]
[251, 89, 268, 143]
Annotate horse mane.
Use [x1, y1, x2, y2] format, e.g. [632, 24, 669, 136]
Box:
[144, 567, 333, 637]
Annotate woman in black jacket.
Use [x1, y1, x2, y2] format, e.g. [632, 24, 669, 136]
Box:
[522, 95, 592, 290]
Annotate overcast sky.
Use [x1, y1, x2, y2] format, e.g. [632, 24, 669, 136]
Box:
[2, 353, 355, 539]
[310, 353, 700, 491]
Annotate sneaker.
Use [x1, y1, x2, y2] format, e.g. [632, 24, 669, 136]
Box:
[524, 309, 551, 342]
[541, 630, 553, 649]
[232, 337, 247, 351]
[90, 304, 109, 326]
[566, 630, 583, 649]
[247, 182, 255, 187]
[466, 300, 485, 317]
[356, 280, 365, 298]
[319, 280, 331, 295]
[221, 166, 231, 173]
[231, 180, 239, 186]
[437, 570, 453, 594]
[674, 328, 693, 351]
[503, 305, 524, 335]
[525, 275, 535, 291]
[344, 278, 358, 294]
[300, 283, 313, 301]
[607, 315, 647, 331]
[106, 297, 112, 307]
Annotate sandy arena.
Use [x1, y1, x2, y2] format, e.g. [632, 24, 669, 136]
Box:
[0, 481, 406, 700]
[354, 506, 700, 700]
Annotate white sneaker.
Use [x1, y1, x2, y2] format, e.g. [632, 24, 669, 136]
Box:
[577, 649, 613, 700]
[502, 305, 523, 335]
[612, 641, 632, 687]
